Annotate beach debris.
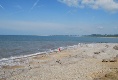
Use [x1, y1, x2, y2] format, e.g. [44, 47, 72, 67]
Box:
[104, 72, 118, 79]
[109, 59, 117, 62]
[110, 68, 118, 70]
[113, 45, 118, 50]
[94, 52, 100, 54]
[102, 58, 117, 62]
[102, 59, 109, 62]
[94, 71, 118, 80]
[56, 60, 61, 64]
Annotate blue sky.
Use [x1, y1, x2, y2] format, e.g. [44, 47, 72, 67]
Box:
[0, 0, 118, 35]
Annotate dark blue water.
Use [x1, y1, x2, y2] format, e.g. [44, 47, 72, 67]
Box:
[0, 35, 118, 59]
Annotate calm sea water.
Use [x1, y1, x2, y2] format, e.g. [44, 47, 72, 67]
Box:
[0, 35, 118, 59]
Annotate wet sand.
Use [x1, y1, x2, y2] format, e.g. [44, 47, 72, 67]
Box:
[0, 43, 118, 80]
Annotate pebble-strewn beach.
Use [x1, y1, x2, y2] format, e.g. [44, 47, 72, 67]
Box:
[0, 43, 118, 80]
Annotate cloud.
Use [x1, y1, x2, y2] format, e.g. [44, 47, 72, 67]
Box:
[58, 0, 118, 12]
[0, 4, 4, 9]
[30, 0, 40, 11]
[58, 0, 79, 7]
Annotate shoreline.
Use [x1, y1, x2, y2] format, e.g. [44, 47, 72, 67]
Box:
[0, 43, 118, 80]
[0, 43, 85, 66]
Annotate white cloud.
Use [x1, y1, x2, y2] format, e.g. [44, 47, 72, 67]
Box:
[0, 4, 4, 9]
[58, 0, 118, 12]
[30, 0, 40, 11]
[58, 0, 79, 7]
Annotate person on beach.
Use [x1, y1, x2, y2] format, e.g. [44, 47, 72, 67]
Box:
[58, 48, 61, 52]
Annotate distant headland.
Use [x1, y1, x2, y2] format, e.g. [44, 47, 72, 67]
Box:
[83, 34, 118, 38]
[48, 34, 118, 38]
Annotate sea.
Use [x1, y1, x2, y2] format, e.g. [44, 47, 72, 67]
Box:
[0, 35, 118, 61]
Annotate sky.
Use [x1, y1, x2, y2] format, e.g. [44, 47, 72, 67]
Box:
[0, 0, 118, 35]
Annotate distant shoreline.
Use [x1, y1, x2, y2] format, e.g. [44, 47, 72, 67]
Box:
[83, 36, 118, 38]
[95, 36, 118, 38]
[84, 34, 118, 38]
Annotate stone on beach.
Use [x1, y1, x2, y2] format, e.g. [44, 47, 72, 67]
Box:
[0, 43, 118, 80]
[113, 45, 118, 50]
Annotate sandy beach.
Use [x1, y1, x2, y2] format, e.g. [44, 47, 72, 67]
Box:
[0, 43, 118, 80]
